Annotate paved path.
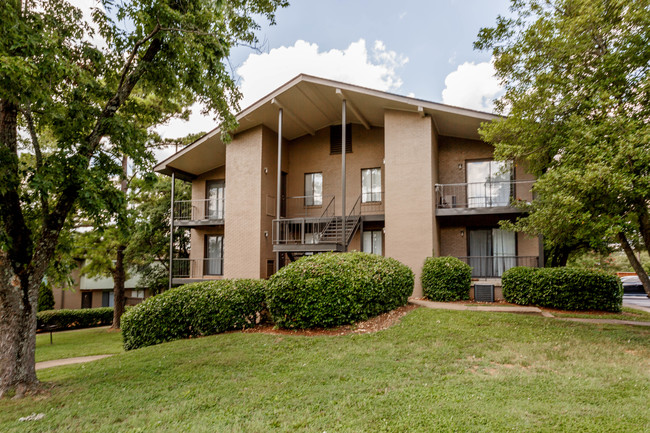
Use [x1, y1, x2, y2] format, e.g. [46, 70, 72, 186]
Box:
[35, 354, 114, 371]
[623, 294, 650, 314]
[555, 317, 650, 327]
[409, 298, 650, 326]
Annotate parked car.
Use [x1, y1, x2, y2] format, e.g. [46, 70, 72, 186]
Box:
[621, 275, 645, 294]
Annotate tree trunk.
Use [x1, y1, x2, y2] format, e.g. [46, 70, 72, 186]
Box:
[619, 232, 650, 297]
[111, 154, 128, 329]
[0, 260, 39, 398]
[111, 246, 126, 329]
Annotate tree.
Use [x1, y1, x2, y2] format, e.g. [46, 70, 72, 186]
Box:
[475, 0, 650, 295]
[0, 0, 287, 397]
[37, 283, 54, 312]
[80, 171, 191, 327]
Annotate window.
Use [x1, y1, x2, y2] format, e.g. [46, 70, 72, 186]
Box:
[206, 180, 225, 220]
[362, 230, 383, 256]
[102, 291, 114, 307]
[205, 235, 224, 275]
[466, 160, 513, 207]
[304, 173, 323, 206]
[330, 124, 352, 154]
[131, 290, 145, 299]
[361, 168, 382, 203]
[468, 228, 516, 277]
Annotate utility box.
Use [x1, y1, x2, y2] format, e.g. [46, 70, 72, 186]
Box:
[474, 284, 495, 303]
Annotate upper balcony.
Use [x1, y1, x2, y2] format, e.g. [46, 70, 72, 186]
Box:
[174, 198, 225, 227]
[435, 180, 534, 216]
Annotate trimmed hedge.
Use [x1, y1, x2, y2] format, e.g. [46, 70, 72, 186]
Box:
[502, 267, 623, 312]
[121, 279, 266, 350]
[421, 256, 472, 301]
[37, 307, 114, 330]
[267, 252, 414, 329]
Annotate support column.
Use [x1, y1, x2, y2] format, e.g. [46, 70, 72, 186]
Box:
[341, 100, 347, 251]
[168, 171, 175, 290]
[275, 108, 283, 272]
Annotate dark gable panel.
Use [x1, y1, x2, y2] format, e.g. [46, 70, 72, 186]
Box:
[329, 124, 352, 155]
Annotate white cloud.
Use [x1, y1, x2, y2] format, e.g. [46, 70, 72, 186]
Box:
[156, 39, 408, 141]
[67, 0, 107, 49]
[441, 60, 502, 112]
[236, 39, 408, 110]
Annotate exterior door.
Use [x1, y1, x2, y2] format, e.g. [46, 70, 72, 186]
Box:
[468, 228, 516, 277]
[281, 172, 287, 218]
[205, 235, 224, 275]
[206, 180, 225, 220]
[81, 292, 92, 309]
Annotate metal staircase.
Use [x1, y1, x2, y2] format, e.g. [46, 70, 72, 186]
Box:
[272, 195, 362, 257]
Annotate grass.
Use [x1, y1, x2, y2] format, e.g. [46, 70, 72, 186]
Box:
[35, 327, 124, 363]
[2, 308, 649, 432]
[545, 306, 650, 322]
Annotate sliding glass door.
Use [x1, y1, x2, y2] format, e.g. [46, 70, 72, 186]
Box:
[466, 160, 513, 207]
[468, 228, 516, 277]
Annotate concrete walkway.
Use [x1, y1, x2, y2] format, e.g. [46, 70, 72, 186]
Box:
[409, 298, 549, 315]
[409, 298, 650, 326]
[35, 354, 114, 371]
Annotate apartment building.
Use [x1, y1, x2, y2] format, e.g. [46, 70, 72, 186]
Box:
[154, 75, 542, 298]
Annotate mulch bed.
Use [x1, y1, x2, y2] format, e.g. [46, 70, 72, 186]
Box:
[242, 303, 419, 337]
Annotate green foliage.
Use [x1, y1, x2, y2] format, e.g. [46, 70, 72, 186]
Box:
[36, 307, 114, 330]
[502, 267, 623, 312]
[267, 252, 414, 329]
[420, 256, 472, 301]
[121, 279, 267, 350]
[37, 283, 55, 312]
[476, 0, 650, 291]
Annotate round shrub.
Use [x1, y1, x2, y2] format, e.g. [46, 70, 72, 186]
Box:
[267, 252, 414, 329]
[37, 283, 55, 312]
[121, 279, 266, 350]
[421, 256, 471, 301]
[502, 266, 623, 312]
[501, 266, 538, 305]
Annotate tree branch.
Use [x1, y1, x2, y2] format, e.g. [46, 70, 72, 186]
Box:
[20, 106, 48, 216]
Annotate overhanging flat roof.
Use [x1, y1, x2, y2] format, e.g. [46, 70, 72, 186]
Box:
[154, 74, 499, 179]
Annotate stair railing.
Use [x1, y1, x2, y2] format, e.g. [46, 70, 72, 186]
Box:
[345, 195, 362, 245]
[315, 196, 336, 243]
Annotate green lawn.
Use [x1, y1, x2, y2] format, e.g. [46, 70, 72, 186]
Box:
[3, 308, 649, 432]
[35, 326, 124, 363]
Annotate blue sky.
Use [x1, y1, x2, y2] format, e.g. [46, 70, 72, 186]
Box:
[71, 0, 512, 142]
[228, 0, 510, 103]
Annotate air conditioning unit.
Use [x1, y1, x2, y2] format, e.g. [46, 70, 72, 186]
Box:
[474, 284, 495, 303]
[441, 195, 457, 208]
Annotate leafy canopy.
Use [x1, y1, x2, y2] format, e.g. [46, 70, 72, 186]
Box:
[475, 0, 650, 269]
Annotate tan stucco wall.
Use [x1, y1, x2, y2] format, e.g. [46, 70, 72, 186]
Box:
[222, 126, 264, 279]
[52, 266, 82, 309]
[260, 126, 288, 277]
[286, 124, 385, 216]
[384, 110, 436, 297]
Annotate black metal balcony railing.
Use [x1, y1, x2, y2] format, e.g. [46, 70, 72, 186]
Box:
[174, 198, 225, 222]
[273, 196, 336, 245]
[456, 256, 539, 278]
[172, 258, 223, 279]
[435, 180, 534, 209]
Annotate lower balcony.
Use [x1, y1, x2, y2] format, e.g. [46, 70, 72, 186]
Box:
[456, 255, 539, 278]
[171, 258, 223, 284]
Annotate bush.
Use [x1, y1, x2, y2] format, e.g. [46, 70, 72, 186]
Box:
[267, 252, 414, 329]
[121, 279, 266, 350]
[421, 256, 472, 301]
[502, 267, 623, 312]
[37, 283, 55, 312]
[37, 307, 114, 330]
